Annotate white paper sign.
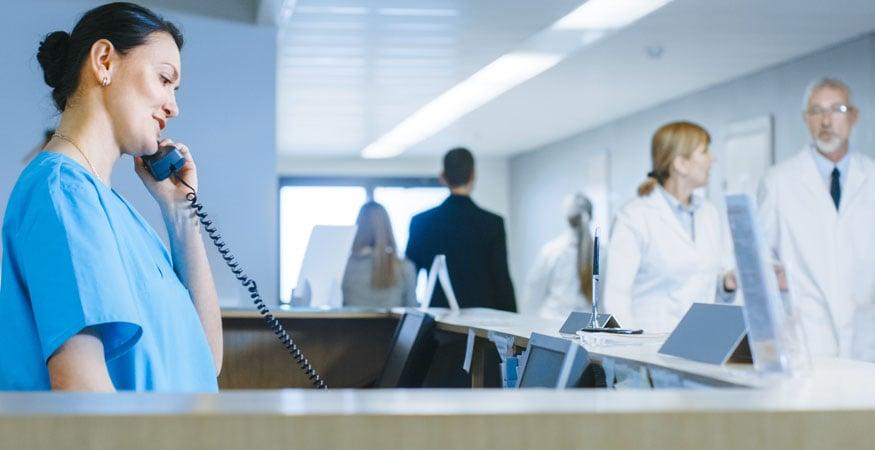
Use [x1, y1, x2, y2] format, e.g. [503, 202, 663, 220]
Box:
[420, 254, 460, 310]
[462, 328, 476, 373]
[295, 225, 357, 308]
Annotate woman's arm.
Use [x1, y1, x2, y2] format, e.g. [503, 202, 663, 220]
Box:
[134, 141, 223, 375]
[161, 201, 223, 374]
[47, 329, 115, 392]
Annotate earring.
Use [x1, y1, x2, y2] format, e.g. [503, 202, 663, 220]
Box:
[101, 77, 110, 87]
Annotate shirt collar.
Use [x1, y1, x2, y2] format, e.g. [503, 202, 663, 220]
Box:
[658, 185, 702, 215]
[810, 144, 850, 182]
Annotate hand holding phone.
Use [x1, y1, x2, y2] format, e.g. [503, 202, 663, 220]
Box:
[144, 142, 327, 388]
[134, 139, 199, 208]
[143, 145, 185, 181]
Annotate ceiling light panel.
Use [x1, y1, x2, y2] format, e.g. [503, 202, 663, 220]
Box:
[362, 0, 674, 158]
[277, 0, 587, 157]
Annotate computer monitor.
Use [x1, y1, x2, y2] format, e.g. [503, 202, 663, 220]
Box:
[376, 310, 437, 388]
[518, 333, 590, 388]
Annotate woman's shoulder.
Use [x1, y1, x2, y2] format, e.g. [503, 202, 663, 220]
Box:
[16, 152, 98, 195]
[4, 152, 102, 233]
[344, 253, 373, 271]
[616, 194, 658, 218]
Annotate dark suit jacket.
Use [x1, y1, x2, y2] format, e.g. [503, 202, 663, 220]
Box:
[405, 194, 517, 312]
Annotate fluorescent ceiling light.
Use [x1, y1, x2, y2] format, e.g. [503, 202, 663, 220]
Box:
[553, 0, 671, 30]
[362, 52, 562, 158]
[361, 0, 674, 158]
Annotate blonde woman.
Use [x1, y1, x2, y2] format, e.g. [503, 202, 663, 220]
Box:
[342, 202, 417, 307]
[524, 193, 596, 320]
[604, 121, 736, 333]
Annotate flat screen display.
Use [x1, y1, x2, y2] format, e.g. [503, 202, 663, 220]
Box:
[379, 314, 423, 386]
[519, 346, 566, 388]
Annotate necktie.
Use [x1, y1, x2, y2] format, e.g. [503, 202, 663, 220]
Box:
[830, 167, 841, 210]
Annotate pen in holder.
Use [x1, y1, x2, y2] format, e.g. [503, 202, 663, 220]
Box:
[588, 227, 602, 329]
[580, 226, 643, 334]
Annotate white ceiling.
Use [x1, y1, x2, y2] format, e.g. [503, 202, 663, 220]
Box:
[272, 0, 875, 158]
[276, 0, 583, 156]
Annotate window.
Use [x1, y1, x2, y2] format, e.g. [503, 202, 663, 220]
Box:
[373, 186, 449, 256]
[279, 177, 445, 303]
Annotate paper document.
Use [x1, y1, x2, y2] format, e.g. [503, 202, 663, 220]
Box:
[295, 225, 357, 308]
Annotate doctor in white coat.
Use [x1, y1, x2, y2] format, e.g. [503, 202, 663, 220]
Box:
[524, 193, 595, 320]
[759, 78, 875, 361]
[605, 121, 736, 333]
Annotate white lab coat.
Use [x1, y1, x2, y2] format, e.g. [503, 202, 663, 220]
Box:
[524, 230, 590, 320]
[758, 147, 875, 361]
[604, 190, 733, 333]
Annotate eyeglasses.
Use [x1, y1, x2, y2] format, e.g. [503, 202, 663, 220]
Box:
[805, 104, 854, 117]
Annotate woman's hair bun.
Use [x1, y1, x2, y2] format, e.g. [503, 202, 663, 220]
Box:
[37, 31, 71, 89]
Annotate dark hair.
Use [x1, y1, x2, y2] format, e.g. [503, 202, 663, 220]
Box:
[442, 147, 475, 187]
[37, 2, 183, 112]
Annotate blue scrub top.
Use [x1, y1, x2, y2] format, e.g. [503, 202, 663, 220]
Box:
[0, 152, 218, 392]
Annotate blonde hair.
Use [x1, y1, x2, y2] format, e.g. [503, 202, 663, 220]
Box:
[352, 202, 399, 289]
[565, 194, 594, 302]
[638, 121, 711, 196]
[573, 222, 594, 302]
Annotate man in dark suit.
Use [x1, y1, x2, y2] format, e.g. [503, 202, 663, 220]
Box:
[406, 147, 517, 312]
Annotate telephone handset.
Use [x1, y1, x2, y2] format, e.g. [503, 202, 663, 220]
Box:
[143, 145, 185, 181]
[143, 146, 327, 389]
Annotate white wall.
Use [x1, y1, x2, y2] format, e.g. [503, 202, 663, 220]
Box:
[510, 33, 875, 294]
[0, 1, 278, 306]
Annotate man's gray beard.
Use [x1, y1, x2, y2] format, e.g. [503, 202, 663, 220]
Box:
[815, 136, 843, 154]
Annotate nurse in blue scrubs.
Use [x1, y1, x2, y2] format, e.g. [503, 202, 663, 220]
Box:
[0, 3, 222, 391]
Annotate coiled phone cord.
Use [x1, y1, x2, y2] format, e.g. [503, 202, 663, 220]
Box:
[173, 174, 328, 390]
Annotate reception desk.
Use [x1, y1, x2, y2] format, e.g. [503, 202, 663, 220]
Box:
[3, 307, 875, 450]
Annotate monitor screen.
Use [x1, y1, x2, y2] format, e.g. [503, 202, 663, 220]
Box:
[377, 311, 435, 388]
[519, 346, 566, 388]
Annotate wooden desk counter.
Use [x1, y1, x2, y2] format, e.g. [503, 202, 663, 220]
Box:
[3, 387, 875, 450]
[411, 307, 875, 389]
[222, 306, 395, 320]
[220, 307, 399, 389]
[221, 307, 875, 389]
[4, 308, 875, 449]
